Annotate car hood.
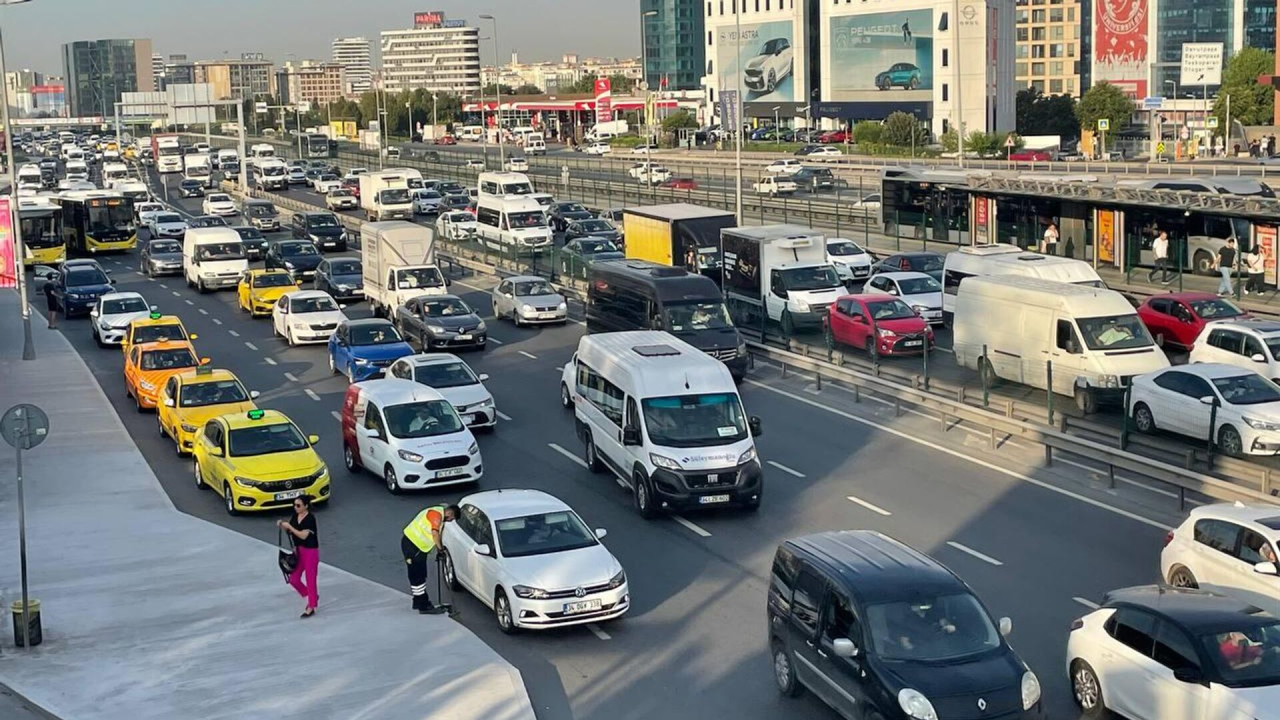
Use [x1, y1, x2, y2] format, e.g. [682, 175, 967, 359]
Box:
[102, 310, 151, 329]
[428, 314, 483, 330]
[283, 255, 323, 270]
[876, 317, 929, 334]
[499, 543, 621, 590]
[435, 383, 492, 408]
[307, 227, 344, 239]
[514, 293, 564, 306]
[350, 342, 414, 361]
[589, 251, 626, 262]
[228, 449, 324, 481]
[899, 291, 942, 309]
[560, 211, 593, 221]
[176, 401, 258, 429]
[207, 201, 235, 209]
[67, 282, 114, 296]
[150, 251, 184, 263]
[330, 273, 363, 287]
[289, 309, 346, 326]
[879, 648, 1025, 713]
[155, 222, 187, 231]
[398, 430, 474, 458]
[251, 286, 294, 303]
[745, 55, 769, 71]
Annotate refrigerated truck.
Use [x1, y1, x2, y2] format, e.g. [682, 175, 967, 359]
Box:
[622, 204, 736, 281]
[153, 134, 183, 173]
[720, 224, 845, 335]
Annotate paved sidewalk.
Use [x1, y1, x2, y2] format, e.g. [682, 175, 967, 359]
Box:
[0, 291, 536, 720]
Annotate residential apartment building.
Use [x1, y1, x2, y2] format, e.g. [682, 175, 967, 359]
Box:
[194, 57, 275, 100]
[380, 12, 481, 94]
[481, 54, 641, 93]
[1015, 0, 1084, 97]
[641, 0, 706, 91]
[60, 38, 154, 117]
[277, 61, 345, 106]
[332, 36, 372, 95]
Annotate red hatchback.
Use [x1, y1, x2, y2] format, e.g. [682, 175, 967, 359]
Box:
[662, 177, 698, 190]
[819, 130, 848, 144]
[1136, 292, 1250, 351]
[824, 294, 934, 358]
[434, 135, 457, 145]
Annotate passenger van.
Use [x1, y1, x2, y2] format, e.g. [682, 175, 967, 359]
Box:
[570, 330, 763, 517]
[64, 160, 89, 182]
[183, 226, 248, 293]
[474, 195, 553, 253]
[941, 243, 1104, 324]
[586, 259, 748, 380]
[953, 276, 1169, 413]
[476, 171, 534, 199]
[525, 133, 547, 155]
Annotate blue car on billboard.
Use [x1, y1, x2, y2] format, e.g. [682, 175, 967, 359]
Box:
[876, 63, 922, 91]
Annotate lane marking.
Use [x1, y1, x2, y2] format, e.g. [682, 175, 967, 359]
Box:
[518, 350, 538, 360]
[159, 283, 168, 288]
[134, 271, 144, 277]
[330, 410, 342, 420]
[846, 494, 892, 516]
[1073, 597, 1100, 610]
[305, 389, 321, 401]
[171, 291, 181, 297]
[673, 516, 712, 538]
[767, 460, 806, 478]
[212, 318, 223, 325]
[946, 541, 1004, 567]
[745, 380, 1173, 531]
[284, 372, 299, 382]
[198, 308, 208, 315]
[547, 442, 588, 469]
[147, 277, 155, 282]
[586, 624, 611, 640]
[264, 357, 277, 366]
[228, 330, 240, 337]
[244, 341, 258, 351]
[488, 337, 504, 345]
[184, 299, 194, 306]
[496, 410, 512, 421]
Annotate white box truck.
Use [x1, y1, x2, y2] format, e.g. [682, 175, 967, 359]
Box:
[361, 221, 448, 317]
[359, 171, 414, 221]
[184, 153, 213, 188]
[721, 224, 845, 335]
[183, 226, 248, 293]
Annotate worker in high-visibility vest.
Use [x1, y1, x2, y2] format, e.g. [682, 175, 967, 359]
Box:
[402, 504, 460, 614]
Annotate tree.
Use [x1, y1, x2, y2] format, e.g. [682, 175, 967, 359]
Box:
[880, 111, 927, 147]
[1017, 87, 1080, 138]
[851, 121, 882, 145]
[512, 84, 543, 95]
[1213, 47, 1275, 130]
[480, 83, 515, 97]
[609, 74, 637, 94]
[1075, 82, 1135, 132]
[565, 75, 599, 94]
[661, 109, 698, 132]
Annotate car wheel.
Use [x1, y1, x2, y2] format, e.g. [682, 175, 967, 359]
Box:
[193, 460, 205, 490]
[1169, 566, 1198, 588]
[442, 549, 460, 591]
[93, 326, 104, 348]
[634, 472, 657, 519]
[343, 443, 359, 472]
[223, 483, 239, 516]
[1133, 403, 1156, 433]
[560, 382, 573, 409]
[584, 434, 603, 474]
[196, 277, 207, 294]
[1070, 660, 1107, 718]
[384, 464, 401, 495]
[1193, 250, 1214, 276]
[287, 328, 296, 347]
[1219, 425, 1244, 457]
[908, 76, 919, 90]
[772, 643, 803, 697]
[495, 589, 518, 634]
[767, 69, 777, 93]
[157, 413, 167, 438]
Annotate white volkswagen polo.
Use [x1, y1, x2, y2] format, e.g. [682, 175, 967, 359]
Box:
[272, 290, 346, 345]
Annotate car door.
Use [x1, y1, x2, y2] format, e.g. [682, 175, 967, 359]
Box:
[1143, 298, 1174, 344]
[468, 509, 502, 601]
[1225, 527, 1280, 617]
[358, 401, 387, 471]
[494, 280, 512, 317]
[1148, 620, 1209, 720]
[1169, 301, 1201, 349]
[1100, 607, 1162, 719]
[1146, 372, 1189, 434]
[331, 325, 351, 374]
[1178, 373, 1217, 443]
[1189, 518, 1241, 591]
[399, 299, 424, 348]
[292, 215, 305, 239]
[273, 296, 290, 337]
[448, 505, 483, 595]
[813, 585, 869, 718]
[1241, 334, 1269, 370]
[786, 565, 831, 704]
[766, 269, 788, 322]
[125, 346, 142, 394]
[159, 376, 180, 435]
[315, 260, 330, 293]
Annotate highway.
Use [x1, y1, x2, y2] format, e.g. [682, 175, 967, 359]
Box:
[36, 164, 1206, 720]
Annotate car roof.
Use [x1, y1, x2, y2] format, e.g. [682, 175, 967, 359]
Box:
[248, 268, 291, 277]
[130, 314, 183, 327]
[133, 339, 196, 353]
[1145, 292, 1221, 303]
[1188, 502, 1280, 533]
[463, 488, 571, 520]
[784, 531, 967, 604]
[1102, 585, 1275, 633]
[1207, 318, 1280, 335]
[873, 271, 934, 282]
[175, 368, 238, 384]
[846, 293, 898, 304]
[353, 378, 446, 405]
[505, 275, 547, 283]
[220, 408, 293, 430]
[1159, 363, 1260, 381]
[100, 291, 144, 302]
[890, 251, 943, 259]
[404, 352, 466, 366]
[343, 318, 394, 329]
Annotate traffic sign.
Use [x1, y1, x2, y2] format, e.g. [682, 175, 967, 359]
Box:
[1004, 135, 1015, 148]
[254, 102, 267, 114]
[1156, 142, 1166, 155]
[1097, 119, 1110, 131]
[1142, 97, 1164, 110]
[1, 404, 48, 451]
[1207, 116, 1220, 129]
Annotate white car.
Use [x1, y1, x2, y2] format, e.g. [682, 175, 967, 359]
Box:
[743, 37, 794, 93]
[135, 202, 166, 226]
[825, 237, 872, 282]
[1066, 584, 1280, 720]
[287, 167, 308, 185]
[764, 158, 803, 175]
[1188, 319, 1280, 383]
[464, 159, 486, 170]
[806, 145, 843, 158]
[491, 275, 567, 326]
[412, 189, 444, 215]
[440, 489, 629, 632]
[312, 174, 342, 193]
[201, 193, 237, 217]
[387, 353, 497, 430]
[560, 353, 577, 409]
[584, 142, 612, 156]
[852, 193, 882, 213]
[90, 292, 152, 347]
[147, 212, 188, 239]
[1160, 502, 1280, 617]
[436, 211, 477, 241]
[1131, 363, 1280, 456]
[271, 290, 346, 346]
[865, 271, 943, 324]
[631, 144, 658, 155]
[504, 157, 529, 172]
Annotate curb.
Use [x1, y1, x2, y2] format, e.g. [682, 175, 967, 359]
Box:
[0, 679, 60, 720]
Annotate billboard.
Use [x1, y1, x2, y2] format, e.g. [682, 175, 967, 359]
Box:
[414, 11, 444, 27]
[716, 20, 797, 104]
[0, 199, 13, 290]
[594, 77, 612, 124]
[828, 10, 933, 102]
[1093, 0, 1148, 99]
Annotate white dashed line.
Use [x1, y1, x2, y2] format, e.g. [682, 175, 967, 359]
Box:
[184, 299, 194, 306]
[330, 410, 341, 420]
[244, 341, 258, 350]
[767, 460, 805, 478]
[228, 330, 240, 337]
[518, 350, 538, 360]
[158, 283, 168, 288]
[673, 516, 712, 538]
[946, 541, 1004, 567]
[496, 410, 512, 421]
[171, 291, 181, 297]
[304, 389, 321, 401]
[1073, 597, 1100, 610]
[547, 442, 587, 469]
[198, 308, 208, 315]
[264, 358, 277, 365]
[488, 337, 504, 345]
[147, 277, 155, 282]
[586, 624, 611, 640]
[846, 494, 892, 516]
[284, 372, 299, 382]
[134, 271, 145, 277]
[212, 318, 222, 325]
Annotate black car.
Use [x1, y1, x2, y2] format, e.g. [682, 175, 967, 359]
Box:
[794, 144, 822, 156]
[564, 218, 622, 245]
[290, 211, 347, 252]
[178, 179, 205, 198]
[139, 238, 184, 277]
[792, 167, 837, 192]
[871, 251, 946, 282]
[315, 257, 364, 302]
[440, 194, 471, 211]
[393, 294, 486, 351]
[770, 531, 1041, 720]
[264, 239, 323, 282]
[232, 226, 268, 259]
[186, 215, 228, 229]
[547, 202, 593, 232]
[437, 181, 466, 196]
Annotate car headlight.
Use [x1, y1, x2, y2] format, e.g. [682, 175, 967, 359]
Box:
[558, 301, 567, 310]
[354, 357, 371, 365]
[1097, 374, 1120, 388]
[476, 320, 487, 332]
[897, 688, 938, 720]
[468, 442, 479, 455]
[283, 261, 296, 270]
[335, 284, 350, 292]
[1021, 670, 1041, 710]
[233, 475, 261, 489]
[911, 304, 927, 314]
[650, 453, 682, 470]
[877, 328, 896, 338]
[513, 584, 549, 599]
[738, 446, 757, 464]
[1245, 416, 1280, 432]
[138, 380, 156, 391]
[605, 570, 626, 589]
[521, 303, 534, 314]
[427, 324, 446, 334]
[98, 320, 112, 330]
[397, 449, 424, 463]
[180, 423, 198, 433]
[791, 299, 810, 313]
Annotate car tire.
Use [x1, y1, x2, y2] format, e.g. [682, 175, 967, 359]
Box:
[384, 464, 401, 495]
[287, 328, 296, 347]
[157, 413, 167, 438]
[584, 434, 604, 474]
[1168, 566, 1198, 588]
[223, 483, 239, 516]
[343, 443, 359, 472]
[772, 643, 803, 698]
[1070, 660, 1107, 718]
[93, 326, 105, 348]
[194, 461, 205, 490]
[495, 589, 518, 634]
[1193, 250, 1214, 276]
[766, 69, 777, 93]
[1219, 425, 1244, 457]
[441, 549, 461, 591]
[1133, 403, 1156, 433]
[634, 471, 657, 519]
[560, 382, 573, 409]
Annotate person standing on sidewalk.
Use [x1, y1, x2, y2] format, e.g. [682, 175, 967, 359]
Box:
[1041, 222, 1059, 254]
[1217, 238, 1238, 297]
[1245, 246, 1266, 295]
[42, 274, 59, 329]
[401, 504, 459, 614]
[278, 495, 319, 618]
[1148, 230, 1172, 284]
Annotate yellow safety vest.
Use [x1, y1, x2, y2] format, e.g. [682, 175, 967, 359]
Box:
[404, 506, 445, 553]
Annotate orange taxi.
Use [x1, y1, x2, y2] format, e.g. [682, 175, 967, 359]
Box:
[124, 339, 205, 412]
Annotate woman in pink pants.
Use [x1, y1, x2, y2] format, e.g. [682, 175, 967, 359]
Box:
[278, 495, 319, 618]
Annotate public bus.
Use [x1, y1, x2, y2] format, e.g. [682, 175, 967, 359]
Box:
[56, 190, 137, 255]
[17, 197, 64, 267]
[305, 133, 331, 158]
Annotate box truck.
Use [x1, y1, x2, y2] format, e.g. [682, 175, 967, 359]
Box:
[622, 204, 737, 281]
[361, 221, 448, 317]
[153, 134, 182, 173]
[184, 153, 213, 188]
[721, 224, 845, 335]
[359, 170, 414, 222]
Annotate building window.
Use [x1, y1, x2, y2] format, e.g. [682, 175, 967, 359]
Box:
[1032, 62, 1045, 75]
[1050, 26, 1064, 41]
[1016, 44, 1029, 59]
[1049, 61, 1063, 75]
[1049, 8, 1063, 22]
[1016, 10, 1028, 22]
[942, 48, 948, 67]
[1032, 9, 1045, 22]
[1031, 27, 1045, 41]
[1067, 7, 1075, 21]
[1016, 62, 1029, 77]
[1016, 28, 1029, 42]
[942, 83, 948, 102]
[1050, 79, 1063, 94]
[1066, 78, 1075, 94]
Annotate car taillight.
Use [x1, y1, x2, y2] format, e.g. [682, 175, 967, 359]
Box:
[1163, 531, 1175, 547]
[1070, 618, 1084, 631]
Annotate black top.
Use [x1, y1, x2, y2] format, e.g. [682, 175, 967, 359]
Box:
[1219, 246, 1237, 268]
[290, 512, 319, 549]
[1102, 584, 1273, 634]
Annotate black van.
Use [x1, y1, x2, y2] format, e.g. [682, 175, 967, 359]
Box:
[586, 259, 748, 380]
[769, 531, 1042, 720]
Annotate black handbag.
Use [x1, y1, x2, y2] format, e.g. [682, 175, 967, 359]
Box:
[278, 527, 298, 579]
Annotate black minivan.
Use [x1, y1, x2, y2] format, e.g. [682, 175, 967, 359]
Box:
[769, 531, 1042, 720]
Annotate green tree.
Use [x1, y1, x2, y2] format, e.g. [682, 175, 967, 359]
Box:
[513, 84, 543, 95]
[566, 75, 599, 94]
[1213, 47, 1275, 130]
[480, 83, 515, 97]
[880, 111, 927, 147]
[661, 109, 699, 132]
[1017, 87, 1080, 138]
[851, 121, 882, 145]
[1075, 81, 1135, 133]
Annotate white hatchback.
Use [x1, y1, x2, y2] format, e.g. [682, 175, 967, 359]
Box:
[1189, 320, 1280, 384]
[441, 489, 629, 633]
[272, 290, 346, 345]
[864, 271, 943, 324]
[387, 353, 497, 431]
[584, 142, 612, 156]
[825, 238, 872, 282]
[201, 193, 237, 216]
[1161, 502, 1280, 617]
[1131, 364, 1280, 456]
[765, 158, 803, 175]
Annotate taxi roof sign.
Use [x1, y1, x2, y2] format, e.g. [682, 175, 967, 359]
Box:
[149, 311, 161, 319]
[247, 409, 265, 420]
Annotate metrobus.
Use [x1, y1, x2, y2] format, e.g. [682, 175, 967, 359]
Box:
[17, 198, 64, 267]
[304, 133, 331, 158]
[56, 190, 137, 255]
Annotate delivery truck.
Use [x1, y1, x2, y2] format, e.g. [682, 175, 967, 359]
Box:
[721, 224, 846, 335]
[359, 170, 414, 222]
[152, 134, 182, 173]
[622, 203, 736, 281]
[361, 221, 449, 318]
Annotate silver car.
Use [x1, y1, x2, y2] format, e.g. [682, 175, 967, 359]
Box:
[492, 275, 567, 327]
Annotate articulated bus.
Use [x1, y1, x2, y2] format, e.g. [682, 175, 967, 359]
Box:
[304, 133, 331, 158]
[17, 198, 65, 267]
[56, 191, 137, 255]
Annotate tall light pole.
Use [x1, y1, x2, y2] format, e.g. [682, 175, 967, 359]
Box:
[772, 106, 781, 147]
[733, 1, 743, 224]
[1165, 79, 1179, 156]
[0, 0, 34, 361]
[641, 9, 658, 147]
[953, 0, 965, 169]
[405, 101, 413, 142]
[480, 14, 505, 164]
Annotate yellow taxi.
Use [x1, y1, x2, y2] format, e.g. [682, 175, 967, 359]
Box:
[193, 409, 330, 515]
[157, 367, 260, 456]
[124, 339, 204, 412]
[123, 312, 196, 355]
[238, 269, 298, 317]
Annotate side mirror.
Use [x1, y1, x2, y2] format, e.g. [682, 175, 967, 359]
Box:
[998, 617, 1013, 637]
[90, 308, 99, 317]
[1066, 341, 1080, 355]
[832, 638, 858, 658]
[478, 373, 490, 382]
[163, 398, 175, 407]
[473, 543, 493, 557]
[1173, 667, 1204, 685]
[749, 416, 763, 437]
[199, 357, 211, 366]
[445, 278, 452, 287]
[1252, 353, 1267, 363]
[1255, 561, 1279, 576]
[209, 447, 224, 458]
[622, 426, 642, 446]
[1199, 396, 1216, 406]
[594, 528, 608, 540]
[361, 426, 379, 439]
[249, 390, 261, 399]
[307, 434, 320, 445]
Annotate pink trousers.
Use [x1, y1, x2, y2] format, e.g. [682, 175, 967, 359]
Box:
[287, 546, 319, 610]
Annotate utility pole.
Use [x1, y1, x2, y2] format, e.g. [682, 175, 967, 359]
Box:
[0, 22, 34, 360]
[953, 0, 965, 169]
[733, 3, 743, 224]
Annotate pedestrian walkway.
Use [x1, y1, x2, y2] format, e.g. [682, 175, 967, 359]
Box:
[0, 291, 536, 720]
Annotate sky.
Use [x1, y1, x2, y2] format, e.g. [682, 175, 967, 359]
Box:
[1, 0, 639, 76]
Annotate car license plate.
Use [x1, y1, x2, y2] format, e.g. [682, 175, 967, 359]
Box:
[456, 334, 472, 341]
[699, 494, 731, 504]
[563, 599, 602, 615]
[274, 490, 303, 501]
[903, 340, 923, 347]
[463, 413, 477, 425]
[436, 468, 467, 479]
[539, 312, 559, 319]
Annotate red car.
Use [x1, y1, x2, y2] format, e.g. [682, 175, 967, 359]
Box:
[661, 177, 698, 190]
[823, 294, 934, 358]
[434, 135, 457, 145]
[1136, 292, 1250, 351]
[819, 130, 848, 144]
[1007, 150, 1052, 161]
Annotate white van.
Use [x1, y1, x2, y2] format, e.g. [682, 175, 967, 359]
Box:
[953, 276, 1169, 413]
[941, 244, 1105, 323]
[475, 195, 553, 253]
[183, 226, 248, 293]
[525, 133, 547, 155]
[477, 171, 534, 199]
[570, 330, 764, 516]
[101, 161, 129, 184]
[64, 160, 89, 182]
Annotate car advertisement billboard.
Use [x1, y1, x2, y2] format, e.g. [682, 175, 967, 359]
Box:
[828, 10, 933, 102]
[716, 20, 796, 104]
[1093, 0, 1148, 98]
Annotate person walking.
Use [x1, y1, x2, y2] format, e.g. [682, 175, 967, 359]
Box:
[1148, 230, 1172, 285]
[42, 274, 59, 329]
[401, 504, 460, 614]
[1217, 237, 1237, 297]
[1245, 246, 1266, 296]
[1041, 222, 1059, 255]
[278, 495, 319, 618]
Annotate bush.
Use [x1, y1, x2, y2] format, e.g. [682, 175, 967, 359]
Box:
[881, 111, 928, 147]
[852, 121, 883, 145]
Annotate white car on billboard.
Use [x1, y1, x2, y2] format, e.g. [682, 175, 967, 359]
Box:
[743, 38, 793, 94]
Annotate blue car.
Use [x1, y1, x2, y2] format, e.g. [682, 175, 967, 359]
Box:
[328, 318, 414, 382]
[50, 265, 115, 317]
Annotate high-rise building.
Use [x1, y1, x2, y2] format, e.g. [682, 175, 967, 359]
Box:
[380, 12, 481, 94]
[60, 38, 155, 117]
[151, 53, 164, 90]
[1015, 0, 1084, 97]
[641, 0, 706, 91]
[278, 61, 346, 106]
[332, 36, 372, 95]
[194, 57, 275, 100]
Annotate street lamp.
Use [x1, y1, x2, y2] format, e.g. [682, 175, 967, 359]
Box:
[406, 101, 413, 142]
[1165, 79, 1180, 149]
[0, 0, 34, 361]
[641, 10, 658, 147]
[772, 106, 781, 147]
[479, 14, 505, 163]
[733, 1, 743, 223]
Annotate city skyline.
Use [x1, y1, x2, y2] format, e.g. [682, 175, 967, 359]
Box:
[0, 0, 638, 81]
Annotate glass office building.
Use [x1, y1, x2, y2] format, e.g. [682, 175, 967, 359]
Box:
[61, 39, 154, 117]
[1245, 0, 1277, 54]
[1153, 0, 1233, 95]
[641, 0, 705, 91]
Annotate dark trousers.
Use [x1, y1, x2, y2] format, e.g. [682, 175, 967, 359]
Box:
[1249, 272, 1266, 293]
[1149, 256, 1170, 282]
[401, 535, 434, 609]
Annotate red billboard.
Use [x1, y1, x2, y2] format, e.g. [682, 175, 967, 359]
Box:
[0, 198, 14, 290]
[414, 11, 444, 27]
[594, 77, 612, 125]
[1093, 0, 1149, 99]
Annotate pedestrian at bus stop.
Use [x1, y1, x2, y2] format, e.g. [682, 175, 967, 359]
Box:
[1041, 222, 1059, 255]
[278, 494, 319, 618]
[1245, 247, 1266, 296]
[42, 274, 58, 329]
[1217, 237, 1237, 297]
[401, 504, 460, 614]
[1148, 230, 1172, 285]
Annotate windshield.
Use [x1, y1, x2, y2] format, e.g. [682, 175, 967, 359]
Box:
[446, 212, 472, 222]
[87, 202, 133, 234]
[330, 260, 361, 276]
[413, 361, 478, 389]
[280, 242, 318, 257]
[899, 277, 941, 295]
[864, 300, 916, 321]
[575, 239, 618, 255]
[149, 240, 181, 254]
[558, 204, 587, 214]
[828, 241, 865, 257]
[908, 255, 945, 272]
[179, 379, 249, 408]
[666, 301, 734, 332]
[349, 324, 403, 346]
[780, 266, 841, 292]
[227, 423, 308, 457]
[1213, 374, 1280, 405]
[578, 220, 613, 233]
[1189, 298, 1246, 320]
[20, 214, 60, 249]
[155, 213, 182, 224]
[495, 510, 598, 558]
[253, 273, 295, 288]
[329, 190, 353, 198]
[195, 242, 245, 261]
[246, 204, 276, 217]
[642, 393, 748, 448]
[234, 228, 264, 241]
[1202, 622, 1280, 688]
[1077, 314, 1154, 351]
[66, 269, 108, 287]
[208, 194, 231, 203]
[383, 400, 464, 439]
[514, 280, 555, 297]
[866, 593, 1002, 662]
[417, 190, 442, 200]
[132, 323, 185, 343]
[307, 215, 340, 228]
[509, 211, 545, 229]
[396, 268, 444, 289]
[140, 348, 196, 371]
[102, 297, 148, 314]
[422, 298, 472, 317]
[501, 182, 532, 195]
[380, 188, 411, 204]
[290, 295, 339, 314]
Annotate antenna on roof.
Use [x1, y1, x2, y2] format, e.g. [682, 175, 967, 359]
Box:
[684, 373, 690, 390]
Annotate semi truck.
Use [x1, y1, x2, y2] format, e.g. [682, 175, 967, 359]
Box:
[721, 224, 845, 335]
[152, 134, 183, 173]
[360, 221, 448, 318]
[622, 203, 737, 281]
[359, 170, 414, 222]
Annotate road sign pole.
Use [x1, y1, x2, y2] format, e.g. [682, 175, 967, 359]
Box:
[15, 433, 28, 649]
[3, 404, 50, 650]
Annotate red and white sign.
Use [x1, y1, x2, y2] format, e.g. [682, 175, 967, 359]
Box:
[1093, 0, 1149, 99]
[414, 11, 444, 27]
[594, 77, 612, 125]
[0, 199, 14, 290]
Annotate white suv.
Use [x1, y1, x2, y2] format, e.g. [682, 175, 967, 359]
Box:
[1160, 502, 1280, 617]
[1189, 319, 1280, 383]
